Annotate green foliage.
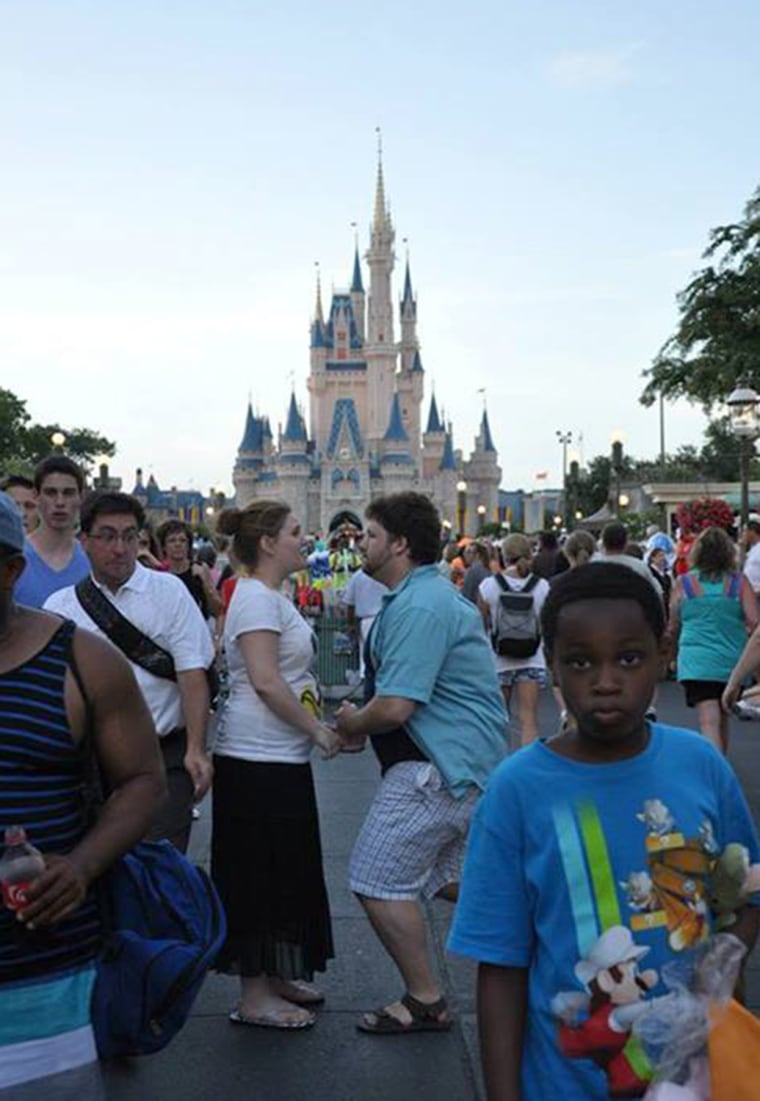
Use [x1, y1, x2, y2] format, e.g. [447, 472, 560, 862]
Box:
[641, 188, 760, 411]
[0, 387, 115, 474]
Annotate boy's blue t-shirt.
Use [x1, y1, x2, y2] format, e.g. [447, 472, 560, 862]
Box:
[448, 724, 760, 1101]
[15, 540, 90, 608]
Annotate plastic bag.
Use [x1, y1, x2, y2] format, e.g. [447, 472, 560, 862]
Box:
[633, 934, 747, 1100]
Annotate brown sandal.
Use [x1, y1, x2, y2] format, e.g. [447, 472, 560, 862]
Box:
[356, 992, 452, 1034]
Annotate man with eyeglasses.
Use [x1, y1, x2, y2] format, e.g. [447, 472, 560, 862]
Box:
[14, 456, 90, 607]
[45, 491, 214, 852]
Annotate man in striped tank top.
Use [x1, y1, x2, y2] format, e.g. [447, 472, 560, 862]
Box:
[0, 491, 165, 1099]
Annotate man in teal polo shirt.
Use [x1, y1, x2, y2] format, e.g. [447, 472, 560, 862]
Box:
[335, 491, 507, 1034]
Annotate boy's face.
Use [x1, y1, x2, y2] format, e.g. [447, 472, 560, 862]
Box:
[551, 598, 666, 753]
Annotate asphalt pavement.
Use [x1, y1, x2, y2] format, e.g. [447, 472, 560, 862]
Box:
[104, 682, 760, 1101]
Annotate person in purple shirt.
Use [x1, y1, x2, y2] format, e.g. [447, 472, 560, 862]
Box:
[14, 456, 90, 608]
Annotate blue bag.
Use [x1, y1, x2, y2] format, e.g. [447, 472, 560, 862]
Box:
[92, 839, 226, 1059]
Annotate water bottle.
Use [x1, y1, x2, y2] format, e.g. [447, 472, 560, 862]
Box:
[0, 826, 45, 913]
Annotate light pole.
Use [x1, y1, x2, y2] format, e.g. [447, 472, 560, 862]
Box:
[476, 504, 486, 533]
[456, 480, 468, 538]
[610, 435, 624, 518]
[556, 430, 572, 528]
[727, 381, 760, 538]
[50, 431, 66, 453]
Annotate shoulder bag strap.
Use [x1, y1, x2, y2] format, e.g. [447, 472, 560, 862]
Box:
[75, 577, 177, 682]
[494, 572, 509, 592]
[523, 574, 540, 593]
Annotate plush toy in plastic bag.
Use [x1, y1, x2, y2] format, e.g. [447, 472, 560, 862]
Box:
[634, 933, 753, 1101]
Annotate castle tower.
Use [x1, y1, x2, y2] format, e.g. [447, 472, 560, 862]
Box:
[463, 407, 502, 530]
[422, 393, 446, 478]
[350, 243, 365, 342]
[364, 150, 397, 452]
[399, 258, 418, 373]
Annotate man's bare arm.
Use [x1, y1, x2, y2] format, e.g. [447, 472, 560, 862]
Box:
[176, 668, 212, 800]
[334, 695, 417, 738]
[478, 964, 527, 1101]
[22, 629, 165, 929]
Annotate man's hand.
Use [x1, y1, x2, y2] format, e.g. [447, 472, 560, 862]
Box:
[722, 682, 741, 713]
[334, 700, 359, 736]
[20, 854, 88, 930]
[185, 749, 213, 800]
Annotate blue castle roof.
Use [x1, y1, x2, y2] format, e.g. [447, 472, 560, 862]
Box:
[440, 431, 456, 471]
[283, 392, 307, 442]
[327, 398, 364, 458]
[401, 261, 415, 313]
[351, 247, 364, 293]
[239, 404, 263, 452]
[384, 392, 410, 442]
[425, 394, 443, 434]
[481, 409, 496, 453]
[412, 348, 424, 373]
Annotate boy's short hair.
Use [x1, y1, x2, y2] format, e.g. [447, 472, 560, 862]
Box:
[601, 521, 628, 553]
[540, 562, 666, 658]
[365, 492, 441, 565]
[0, 474, 34, 492]
[34, 455, 85, 493]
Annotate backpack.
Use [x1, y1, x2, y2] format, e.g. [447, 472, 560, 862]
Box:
[92, 840, 227, 1059]
[491, 573, 541, 658]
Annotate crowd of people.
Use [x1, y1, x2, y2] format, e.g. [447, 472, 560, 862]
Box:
[0, 459, 759, 1101]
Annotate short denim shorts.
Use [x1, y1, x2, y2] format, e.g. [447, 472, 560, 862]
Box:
[497, 667, 547, 688]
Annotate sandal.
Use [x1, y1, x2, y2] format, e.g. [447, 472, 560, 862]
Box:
[273, 979, 326, 1007]
[357, 992, 452, 1034]
[229, 1006, 316, 1031]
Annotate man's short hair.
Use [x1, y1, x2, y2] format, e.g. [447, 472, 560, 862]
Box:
[747, 520, 760, 535]
[601, 521, 628, 553]
[34, 455, 85, 494]
[0, 474, 34, 493]
[365, 492, 441, 565]
[540, 561, 666, 659]
[156, 518, 193, 552]
[80, 491, 145, 534]
[539, 530, 558, 551]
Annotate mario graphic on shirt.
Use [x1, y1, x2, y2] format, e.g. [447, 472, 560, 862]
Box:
[552, 926, 658, 1099]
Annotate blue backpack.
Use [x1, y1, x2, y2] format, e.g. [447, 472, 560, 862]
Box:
[92, 840, 226, 1059]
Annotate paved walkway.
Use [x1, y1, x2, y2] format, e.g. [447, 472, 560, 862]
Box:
[104, 682, 760, 1101]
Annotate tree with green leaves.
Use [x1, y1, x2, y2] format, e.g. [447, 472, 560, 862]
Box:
[0, 387, 115, 474]
[641, 187, 760, 411]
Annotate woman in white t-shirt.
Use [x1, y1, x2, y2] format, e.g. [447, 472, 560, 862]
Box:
[477, 532, 549, 746]
[211, 500, 340, 1031]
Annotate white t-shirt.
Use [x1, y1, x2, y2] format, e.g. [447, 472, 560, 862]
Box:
[744, 542, 760, 594]
[478, 572, 550, 672]
[342, 569, 388, 620]
[216, 577, 319, 764]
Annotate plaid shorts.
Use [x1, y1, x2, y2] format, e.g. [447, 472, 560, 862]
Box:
[349, 761, 479, 901]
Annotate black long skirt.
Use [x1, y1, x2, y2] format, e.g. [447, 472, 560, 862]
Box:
[211, 754, 334, 980]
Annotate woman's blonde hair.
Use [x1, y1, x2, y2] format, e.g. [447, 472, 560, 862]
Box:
[563, 530, 596, 568]
[501, 533, 532, 564]
[216, 499, 291, 569]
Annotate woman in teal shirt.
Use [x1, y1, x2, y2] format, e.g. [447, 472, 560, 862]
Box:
[670, 525, 758, 752]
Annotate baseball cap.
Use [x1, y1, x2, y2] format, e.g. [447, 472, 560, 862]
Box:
[0, 491, 25, 553]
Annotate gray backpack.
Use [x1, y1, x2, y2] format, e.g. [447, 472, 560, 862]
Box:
[492, 573, 541, 658]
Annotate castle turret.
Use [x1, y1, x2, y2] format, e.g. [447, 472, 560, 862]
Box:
[379, 392, 415, 487]
[364, 148, 397, 448]
[399, 258, 418, 372]
[462, 407, 502, 531]
[350, 243, 366, 342]
[422, 393, 446, 478]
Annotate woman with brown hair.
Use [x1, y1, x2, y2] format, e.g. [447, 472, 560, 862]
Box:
[669, 525, 758, 752]
[211, 500, 340, 1030]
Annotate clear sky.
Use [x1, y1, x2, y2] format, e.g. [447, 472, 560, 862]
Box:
[1, 0, 759, 495]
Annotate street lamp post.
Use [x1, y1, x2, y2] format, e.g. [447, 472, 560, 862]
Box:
[50, 431, 66, 453]
[476, 504, 486, 533]
[727, 382, 760, 538]
[456, 480, 468, 538]
[610, 436, 624, 519]
[556, 430, 572, 528]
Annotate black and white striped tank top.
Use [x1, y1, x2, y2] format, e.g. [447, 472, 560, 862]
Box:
[0, 619, 101, 981]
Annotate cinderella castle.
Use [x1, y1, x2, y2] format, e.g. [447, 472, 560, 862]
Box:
[232, 156, 501, 535]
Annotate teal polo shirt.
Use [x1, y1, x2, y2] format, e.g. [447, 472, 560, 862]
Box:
[371, 564, 508, 796]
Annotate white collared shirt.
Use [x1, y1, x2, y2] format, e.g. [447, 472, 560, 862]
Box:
[44, 563, 214, 736]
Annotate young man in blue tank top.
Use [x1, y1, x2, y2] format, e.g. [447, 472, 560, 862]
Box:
[0, 491, 165, 1098]
[450, 562, 760, 1101]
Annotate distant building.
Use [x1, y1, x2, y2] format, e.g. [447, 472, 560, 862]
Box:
[130, 468, 207, 527]
[232, 155, 501, 535]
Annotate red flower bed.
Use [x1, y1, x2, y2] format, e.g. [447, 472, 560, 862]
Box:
[675, 497, 735, 534]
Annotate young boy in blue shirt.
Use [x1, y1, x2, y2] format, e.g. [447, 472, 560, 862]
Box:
[448, 562, 760, 1101]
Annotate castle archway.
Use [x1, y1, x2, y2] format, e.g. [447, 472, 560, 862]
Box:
[328, 510, 362, 533]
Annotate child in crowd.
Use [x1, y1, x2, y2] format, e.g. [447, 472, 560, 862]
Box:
[449, 562, 760, 1101]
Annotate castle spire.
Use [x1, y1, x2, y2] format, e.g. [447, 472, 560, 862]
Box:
[373, 128, 388, 234]
[314, 262, 324, 324]
[351, 243, 364, 294]
[480, 408, 496, 452]
[383, 391, 410, 442]
[425, 394, 443, 434]
[401, 256, 414, 312]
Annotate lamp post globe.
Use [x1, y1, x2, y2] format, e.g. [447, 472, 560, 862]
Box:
[727, 381, 760, 537]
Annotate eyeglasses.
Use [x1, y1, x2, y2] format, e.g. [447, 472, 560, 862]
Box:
[88, 528, 139, 547]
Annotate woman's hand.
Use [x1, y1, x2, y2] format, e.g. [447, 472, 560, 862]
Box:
[312, 723, 341, 760]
